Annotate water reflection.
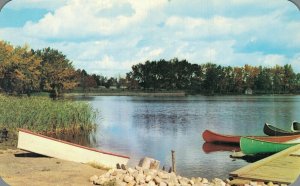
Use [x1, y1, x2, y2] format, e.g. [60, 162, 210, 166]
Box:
[202, 142, 240, 154]
[73, 95, 300, 179]
[45, 131, 97, 147]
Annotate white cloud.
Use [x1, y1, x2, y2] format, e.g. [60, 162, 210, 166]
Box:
[1, 0, 300, 76]
[20, 0, 168, 39]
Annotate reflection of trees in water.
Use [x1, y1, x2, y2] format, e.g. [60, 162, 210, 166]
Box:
[132, 113, 198, 134]
[44, 131, 97, 147]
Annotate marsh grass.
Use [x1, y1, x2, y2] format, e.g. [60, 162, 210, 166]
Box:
[0, 95, 97, 134]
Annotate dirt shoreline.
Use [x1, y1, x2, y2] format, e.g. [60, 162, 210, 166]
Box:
[0, 140, 106, 186]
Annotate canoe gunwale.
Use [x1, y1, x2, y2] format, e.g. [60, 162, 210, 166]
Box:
[240, 136, 300, 155]
[202, 129, 300, 144]
[18, 128, 130, 159]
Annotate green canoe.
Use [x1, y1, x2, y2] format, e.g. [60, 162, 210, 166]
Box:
[240, 137, 300, 155]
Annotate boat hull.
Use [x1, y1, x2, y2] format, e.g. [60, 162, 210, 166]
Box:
[263, 123, 300, 136]
[240, 137, 299, 155]
[17, 129, 129, 168]
[202, 129, 300, 144]
[292, 121, 300, 131]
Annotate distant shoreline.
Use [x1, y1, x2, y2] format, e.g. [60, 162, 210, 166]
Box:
[64, 91, 186, 97]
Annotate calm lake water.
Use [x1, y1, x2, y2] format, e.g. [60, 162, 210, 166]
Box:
[76, 95, 300, 179]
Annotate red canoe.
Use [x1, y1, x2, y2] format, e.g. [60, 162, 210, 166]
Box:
[202, 129, 300, 144]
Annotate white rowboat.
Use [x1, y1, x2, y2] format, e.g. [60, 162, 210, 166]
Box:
[17, 129, 129, 168]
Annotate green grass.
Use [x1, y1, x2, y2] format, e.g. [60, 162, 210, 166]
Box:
[0, 95, 97, 133]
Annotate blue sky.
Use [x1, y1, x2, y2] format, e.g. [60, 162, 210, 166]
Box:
[0, 0, 300, 77]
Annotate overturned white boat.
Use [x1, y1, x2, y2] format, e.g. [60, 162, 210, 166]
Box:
[17, 129, 129, 168]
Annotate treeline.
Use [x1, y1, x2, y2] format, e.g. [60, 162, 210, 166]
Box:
[126, 58, 300, 94]
[0, 41, 79, 98]
[0, 41, 124, 97]
[1, 41, 300, 96]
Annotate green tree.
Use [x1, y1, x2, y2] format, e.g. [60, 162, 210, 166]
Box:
[33, 47, 78, 98]
[0, 43, 41, 95]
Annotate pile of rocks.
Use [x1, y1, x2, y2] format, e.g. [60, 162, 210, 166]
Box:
[89, 166, 229, 186]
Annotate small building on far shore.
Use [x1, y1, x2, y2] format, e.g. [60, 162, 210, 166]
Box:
[245, 88, 253, 95]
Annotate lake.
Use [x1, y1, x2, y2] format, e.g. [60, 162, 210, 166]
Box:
[76, 95, 300, 179]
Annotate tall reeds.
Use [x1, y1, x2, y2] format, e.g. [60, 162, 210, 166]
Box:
[0, 95, 97, 134]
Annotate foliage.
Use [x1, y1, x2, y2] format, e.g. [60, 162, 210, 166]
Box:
[0, 95, 97, 132]
[33, 47, 78, 98]
[0, 42, 41, 95]
[127, 58, 300, 94]
[1, 40, 300, 95]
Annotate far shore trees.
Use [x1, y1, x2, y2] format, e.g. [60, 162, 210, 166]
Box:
[127, 58, 300, 94]
[1, 40, 300, 96]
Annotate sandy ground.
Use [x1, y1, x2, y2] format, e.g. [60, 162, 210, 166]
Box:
[0, 139, 106, 186]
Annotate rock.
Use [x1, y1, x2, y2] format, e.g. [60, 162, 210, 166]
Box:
[127, 181, 136, 186]
[135, 166, 142, 171]
[144, 169, 157, 177]
[93, 178, 109, 185]
[127, 168, 136, 175]
[159, 182, 167, 186]
[168, 172, 178, 185]
[158, 171, 170, 179]
[250, 181, 257, 186]
[154, 176, 162, 184]
[117, 174, 125, 181]
[145, 175, 152, 183]
[135, 173, 145, 182]
[89, 175, 98, 182]
[194, 177, 202, 184]
[139, 157, 160, 170]
[189, 179, 195, 185]
[134, 173, 145, 184]
[115, 180, 127, 186]
[212, 178, 226, 186]
[148, 181, 156, 186]
[178, 177, 189, 185]
[111, 170, 118, 176]
[225, 179, 231, 183]
[202, 178, 208, 184]
[267, 182, 274, 186]
[123, 175, 134, 183]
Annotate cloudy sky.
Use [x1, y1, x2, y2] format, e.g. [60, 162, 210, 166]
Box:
[0, 0, 300, 77]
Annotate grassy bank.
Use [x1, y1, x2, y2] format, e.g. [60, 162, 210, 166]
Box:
[0, 95, 97, 134]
